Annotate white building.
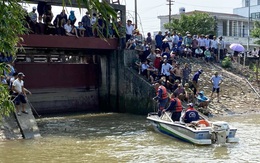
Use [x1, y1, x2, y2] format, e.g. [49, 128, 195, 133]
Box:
[233, 0, 260, 18]
[157, 10, 258, 47]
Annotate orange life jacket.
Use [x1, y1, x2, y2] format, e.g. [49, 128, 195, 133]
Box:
[197, 119, 210, 127]
[157, 85, 168, 99]
[175, 98, 182, 112]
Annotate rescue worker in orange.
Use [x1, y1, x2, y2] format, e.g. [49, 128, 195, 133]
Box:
[153, 81, 168, 117]
[181, 103, 200, 123]
[163, 92, 183, 121]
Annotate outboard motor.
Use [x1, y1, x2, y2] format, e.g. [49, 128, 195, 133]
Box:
[211, 121, 230, 144]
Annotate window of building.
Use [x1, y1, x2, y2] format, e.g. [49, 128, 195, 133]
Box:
[223, 21, 227, 36]
[258, 0, 260, 5]
[245, 0, 249, 7]
[252, 13, 256, 19]
[251, 12, 260, 19]
[229, 21, 232, 36]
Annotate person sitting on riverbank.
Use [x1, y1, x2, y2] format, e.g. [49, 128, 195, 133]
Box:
[184, 83, 194, 103]
[150, 69, 160, 84]
[174, 84, 185, 101]
[197, 91, 209, 109]
[204, 47, 212, 62]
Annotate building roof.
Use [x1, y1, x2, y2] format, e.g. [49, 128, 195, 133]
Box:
[184, 10, 246, 18]
[158, 10, 248, 21]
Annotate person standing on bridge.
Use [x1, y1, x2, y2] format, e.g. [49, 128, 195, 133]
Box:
[210, 71, 222, 102]
[12, 72, 30, 116]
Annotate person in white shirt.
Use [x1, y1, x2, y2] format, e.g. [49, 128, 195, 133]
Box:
[126, 20, 134, 42]
[210, 71, 222, 102]
[165, 33, 173, 50]
[205, 35, 211, 49]
[210, 36, 218, 55]
[64, 20, 79, 38]
[218, 36, 226, 60]
[195, 47, 203, 58]
[198, 34, 206, 52]
[91, 13, 97, 26]
[252, 48, 259, 57]
[12, 72, 30, 116]
[161, 59, 173, 87]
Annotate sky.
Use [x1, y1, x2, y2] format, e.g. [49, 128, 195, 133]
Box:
[123, 0, 243, 36]
[24, 0, 243, 36]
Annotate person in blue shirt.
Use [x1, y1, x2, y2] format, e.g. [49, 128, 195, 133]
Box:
[181, 103, 200, 123]
[197, 91, 209, 109]
[155, 31, 163, 50]
[192, 69, 203, 95]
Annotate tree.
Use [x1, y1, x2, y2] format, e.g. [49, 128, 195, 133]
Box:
[164, 12, 217, 36]
[251, 21, 260, 45]
[0, 0, 118, 118]
[250, 21, 260, 83]
[0, 0, 27, 117]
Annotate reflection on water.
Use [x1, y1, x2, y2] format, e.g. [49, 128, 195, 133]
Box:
[0, 113, 260, 163]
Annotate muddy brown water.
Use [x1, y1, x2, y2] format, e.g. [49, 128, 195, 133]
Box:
[0, 113, 259, 163]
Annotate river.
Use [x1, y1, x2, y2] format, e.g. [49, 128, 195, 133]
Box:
[0, 113, 259, 163]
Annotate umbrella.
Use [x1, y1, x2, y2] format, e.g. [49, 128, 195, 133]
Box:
[229, 43, 245, 52]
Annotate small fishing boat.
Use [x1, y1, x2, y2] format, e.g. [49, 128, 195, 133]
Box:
[147, 112, 239, 145]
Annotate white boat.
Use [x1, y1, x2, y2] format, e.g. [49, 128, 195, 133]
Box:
[147, 112, 239, 145]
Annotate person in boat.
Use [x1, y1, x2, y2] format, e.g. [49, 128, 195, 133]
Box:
[197, 91, 209, 109]
[181, 103, 200, 123]
[153, 81, 169, 116]
[163, 92, 183, 121]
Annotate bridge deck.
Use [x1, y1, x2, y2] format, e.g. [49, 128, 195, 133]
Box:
[20, 34, 118, 50]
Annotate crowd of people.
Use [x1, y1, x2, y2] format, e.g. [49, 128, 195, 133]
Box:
[24, 3, 119, 39]
[127, 28, 230, 122]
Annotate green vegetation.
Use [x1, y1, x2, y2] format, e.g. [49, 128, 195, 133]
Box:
[251, 21, 260, 45]
[221, 57, 232, 68]
[164, 12, 217, 35]
[0, 0, 27, 117]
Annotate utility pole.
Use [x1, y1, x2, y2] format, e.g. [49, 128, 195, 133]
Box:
[167, 0, 174, 23]
[245, 0, 251, 67]
[135, 0, 138, 29]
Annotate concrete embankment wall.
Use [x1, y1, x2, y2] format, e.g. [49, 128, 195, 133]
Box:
[99, 50, 156, 115]
[15, 63, 99, 114]
[28, 88, 99, 114]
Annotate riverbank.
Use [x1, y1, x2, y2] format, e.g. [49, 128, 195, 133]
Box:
[0, 114, 23, 141]
[183, 57, 260, 116]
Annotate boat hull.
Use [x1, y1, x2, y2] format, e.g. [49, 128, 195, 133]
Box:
[147, 112, 238, 145]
